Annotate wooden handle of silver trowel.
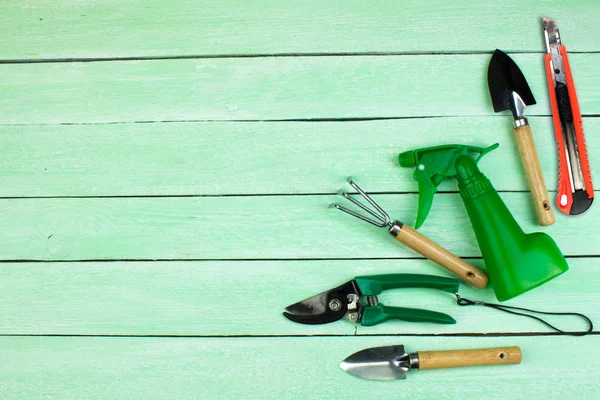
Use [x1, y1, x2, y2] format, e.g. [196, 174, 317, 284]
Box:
[391, 223, 488, 289]
[418, 346, 522, 370]
[513, 124, 555, 226]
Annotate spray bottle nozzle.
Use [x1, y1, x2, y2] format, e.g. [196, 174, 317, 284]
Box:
[398, 151, 417, 168]
[398, 143, 499, 228]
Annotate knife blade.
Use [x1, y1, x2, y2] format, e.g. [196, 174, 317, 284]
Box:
[340, 344, 522, 380]
[487, 49, 555, 226]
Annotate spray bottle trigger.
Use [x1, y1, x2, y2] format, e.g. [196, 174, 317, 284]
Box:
[401, 143, 499, 228]
[415, 178, 438, 229]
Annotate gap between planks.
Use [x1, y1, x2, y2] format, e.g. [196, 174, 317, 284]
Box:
[1, 190, 596, 201]
[1, 50, 600, 65]
[0, 114, 598, 127]
[0, 332, 596, 338]
[1, 255, 599, 263]
[0, 50, 548, 65]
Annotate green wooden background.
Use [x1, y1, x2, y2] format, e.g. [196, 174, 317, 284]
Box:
[1, 1, 599, 398]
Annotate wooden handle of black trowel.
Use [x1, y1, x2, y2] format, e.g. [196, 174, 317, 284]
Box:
[513, 124, 555, 226]
[390, 223, 488, 289]
[418, 346, 522, 370]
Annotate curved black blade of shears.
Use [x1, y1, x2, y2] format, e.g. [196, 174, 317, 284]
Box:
[283, 280, 359, 325]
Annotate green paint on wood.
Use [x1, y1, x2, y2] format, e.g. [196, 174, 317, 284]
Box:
[1, 54, 599, 124]
[1, 117, 597, 197]
[1, 2, 599, 398]
[0, 0, 599, 59]
[0, 335, 597, 399]
[0, 259, 595, 336]
[0, 193, 593, 260]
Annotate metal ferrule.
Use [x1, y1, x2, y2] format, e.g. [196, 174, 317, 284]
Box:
[387, 221, 404, 237]
[408, 352, 420, 369]
[513, 117, 529, 128]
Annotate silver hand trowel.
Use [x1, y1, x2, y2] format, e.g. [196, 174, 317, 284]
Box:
[340, 344, 521, 380]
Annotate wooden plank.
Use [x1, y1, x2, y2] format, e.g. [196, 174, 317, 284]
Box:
[0, 335, 596, 399]
[1, 0, 598, 60]
[1, 54, 599, 124]
[0, 193, 596, 261]
[2, 116, 597, 197]
[0, 258, 595, 335]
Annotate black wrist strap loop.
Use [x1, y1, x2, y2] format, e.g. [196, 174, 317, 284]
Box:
[455, 292, 593, 336]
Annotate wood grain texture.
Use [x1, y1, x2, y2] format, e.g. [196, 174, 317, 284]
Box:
[513, 124, 555, 226]
[0, 336, 596, 400]
[0, 0, 598, 60]
[1, 54, 599, 124]
[0, 193, 597, 261]
[418, 346, 522, 370]
[394, 224, 488, 288]
[0, 258, 595, 336]
[2, 116, 595, 197]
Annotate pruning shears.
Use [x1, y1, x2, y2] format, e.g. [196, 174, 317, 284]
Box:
[283, 274, 459, 326]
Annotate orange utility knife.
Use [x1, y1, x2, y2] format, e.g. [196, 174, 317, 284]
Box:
[543, 18, 593, 215]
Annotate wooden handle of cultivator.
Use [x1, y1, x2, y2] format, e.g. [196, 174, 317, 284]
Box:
[418, 346, 522, 370]
[513, 124, 555, 226]
[393, 224, 489, 289]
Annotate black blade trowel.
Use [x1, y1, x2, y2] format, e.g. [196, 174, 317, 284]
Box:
[487, 49, 555, 226]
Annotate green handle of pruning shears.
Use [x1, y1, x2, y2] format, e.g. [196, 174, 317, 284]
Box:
[355, 274, 459, 296]
[361, 304, 457, 326]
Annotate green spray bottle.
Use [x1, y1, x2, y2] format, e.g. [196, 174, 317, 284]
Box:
[398, 143, 568, 301]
